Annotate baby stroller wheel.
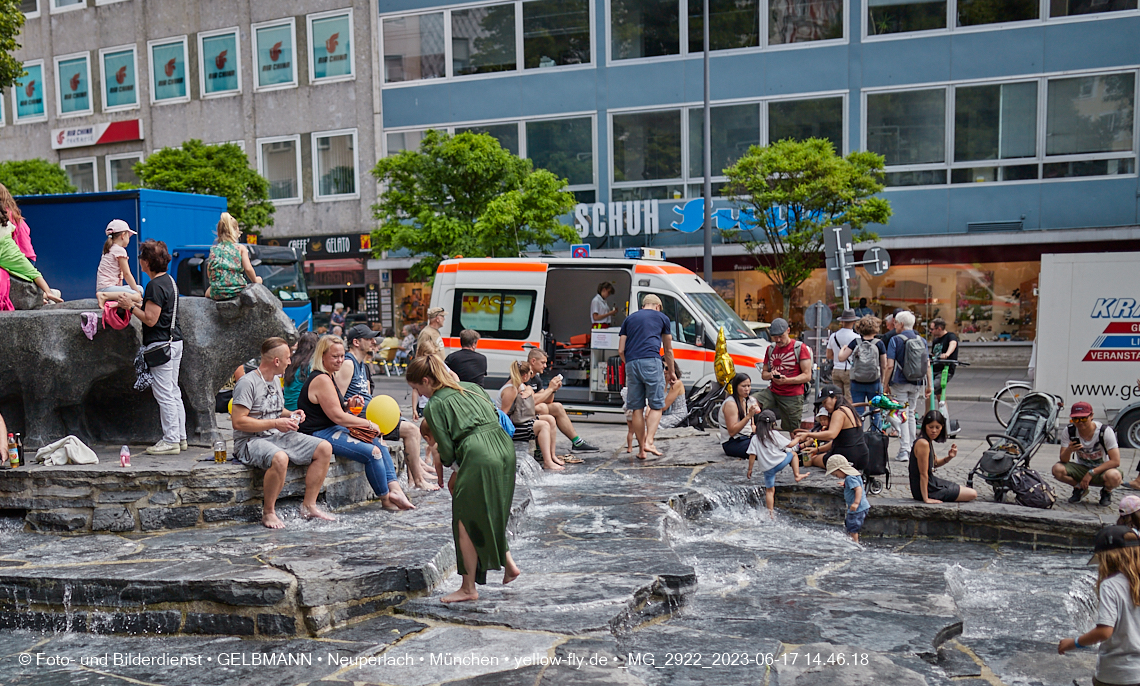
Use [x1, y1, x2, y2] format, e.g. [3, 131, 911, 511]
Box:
[867, 476, 884, 496]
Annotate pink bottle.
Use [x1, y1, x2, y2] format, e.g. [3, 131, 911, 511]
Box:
[120, 445, 131, 468]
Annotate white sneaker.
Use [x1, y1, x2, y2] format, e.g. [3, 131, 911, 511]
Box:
[179, 440, 188, 451]
[146, 441, 180, 455]
[895, 452, 910, 462]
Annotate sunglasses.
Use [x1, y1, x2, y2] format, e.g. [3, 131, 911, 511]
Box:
[1071, 416, 1091, 423]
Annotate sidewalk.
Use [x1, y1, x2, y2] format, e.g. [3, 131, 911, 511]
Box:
[942, 366, 1032, 402]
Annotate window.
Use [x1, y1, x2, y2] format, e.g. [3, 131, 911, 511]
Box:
[687, 0, 760, 52]
[383, 13, 446, 83]
[455, 122, 520, 155]
[386, 129, 429, 155]
[523, 0, 591, 68]
[20, 0, 39, 18]
[308, 10, 354, 83]
[768, 96, 844, 150]
[1046, 73, 1135, 156]
[100, 45, 138, 111]
[252, 18, 298, 91]
[647, 293, 700, 344]
[526, 117, 594, 186]
[50, 0, 83, 14]
[867, 0, 946, 34]
[454, 289, 537, 339]
[198, 28, 241, 97]
[14, 60, 46, 123]
[611, 0, 680, 59]
[769, 0, 844, 44]
[688, 104, 760, 178]
[452, 4, 517, 75]
[1050, 0, 1137, 16]
[956, 0, 1038, 25]
[148, 37, 189, 104]
[62, 158, 97, 192]
[257, 136, 302, 203]
[312, 129, 359, 200]
[106, 153, 143, 190]
[54, 52, 92, 117]
[866, 88, 946, 166]
[954, 82, 1036, 162]
[613, 110, 682, 182]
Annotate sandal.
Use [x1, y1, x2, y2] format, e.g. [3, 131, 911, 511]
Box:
[563, 456, 585, 464]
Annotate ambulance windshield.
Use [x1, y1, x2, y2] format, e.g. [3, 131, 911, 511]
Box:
[687, 292, 755, 340]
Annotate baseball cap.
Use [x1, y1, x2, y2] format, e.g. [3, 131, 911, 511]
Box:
[1070, 401, 1094, 418]
[346, 324, 379, 344]
[816, 406, 830, 418]
[1120, 495, 1140, 517]
[825, 455, 860, 477]
[818, 384, 841, 400]
[1089, 524, 1140, 564]
[427, 306, 447, 319]
[769, 318, 789, 335]
[105, 219, 137, 236]
[756, 409, 778, 425]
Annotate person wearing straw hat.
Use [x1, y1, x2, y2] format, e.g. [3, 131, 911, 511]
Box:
[827, 309, 860, 403]
[826, 455, 869, 542]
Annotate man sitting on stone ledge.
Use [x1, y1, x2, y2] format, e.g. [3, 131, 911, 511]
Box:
[231, 337, 336, 529]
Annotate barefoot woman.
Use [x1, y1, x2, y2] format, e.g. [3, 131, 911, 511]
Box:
[407, 355, 521, 602]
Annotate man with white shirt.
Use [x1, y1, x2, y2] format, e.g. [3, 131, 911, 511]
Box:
[827, 309, 860, 403]
[591, 282, 617, 329]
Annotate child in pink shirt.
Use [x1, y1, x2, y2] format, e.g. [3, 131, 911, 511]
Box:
[96, 219, 143, 308]
[0, 183, 39, 311]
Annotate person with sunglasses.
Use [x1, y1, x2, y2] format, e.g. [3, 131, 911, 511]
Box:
[1052, 401, 1122, 507]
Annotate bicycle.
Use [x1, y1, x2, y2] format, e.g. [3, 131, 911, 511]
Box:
[992, 379, 1033, 428]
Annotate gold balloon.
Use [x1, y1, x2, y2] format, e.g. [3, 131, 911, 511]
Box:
[714, 326, 735, 387]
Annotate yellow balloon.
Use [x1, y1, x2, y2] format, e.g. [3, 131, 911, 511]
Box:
[366, 395, 401, 434]
[714, 326, 736, 387]
[228, 398, 233, 414]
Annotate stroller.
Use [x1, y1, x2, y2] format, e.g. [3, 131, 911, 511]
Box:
[966, 391, 1064, 502]
[683, 379, 729, 431]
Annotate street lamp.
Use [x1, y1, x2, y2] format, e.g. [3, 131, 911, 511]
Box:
[702, 0, 712, 284]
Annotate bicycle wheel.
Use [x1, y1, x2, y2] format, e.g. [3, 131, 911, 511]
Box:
[992, 383, 1032, 428]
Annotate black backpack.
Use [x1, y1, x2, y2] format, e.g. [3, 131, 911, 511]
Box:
[1009, 468, 1056, 509]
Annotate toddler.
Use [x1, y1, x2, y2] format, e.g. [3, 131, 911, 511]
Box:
[95, 219, 143, 308]
[746, 409, 807, 518]
[826, 454, 869, 542]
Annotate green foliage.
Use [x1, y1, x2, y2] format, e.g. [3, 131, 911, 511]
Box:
[129, 140, 274, 231]
[0, 158, 77, 195]
[0, 0, 26, 93]
[722, 137, 892, 319]
[371, 130, 578, 282]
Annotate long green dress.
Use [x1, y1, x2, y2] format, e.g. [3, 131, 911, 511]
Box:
[423, 382, 517, 585]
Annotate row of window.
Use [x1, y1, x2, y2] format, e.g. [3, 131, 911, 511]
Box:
[61, 152, 142, 193]
[4, 10, 354, 124]
[385, 68, 1137, 195]
[380, 0, 1139, 86]
[19, 0, 126, 17]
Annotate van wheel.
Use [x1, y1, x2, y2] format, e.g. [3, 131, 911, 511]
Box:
[1118, 411, 1140, 449]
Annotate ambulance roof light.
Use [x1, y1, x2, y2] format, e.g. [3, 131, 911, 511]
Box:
[624, 247, 666, 261]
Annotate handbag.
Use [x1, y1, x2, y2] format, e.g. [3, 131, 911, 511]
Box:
[348, 425, 380, 443]
[143, 274, 179, 368]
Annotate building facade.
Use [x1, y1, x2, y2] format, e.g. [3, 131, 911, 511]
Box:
[2, 0, 1138, 339]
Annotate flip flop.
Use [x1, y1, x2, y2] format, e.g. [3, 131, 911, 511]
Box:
[563, 456, 585, 464]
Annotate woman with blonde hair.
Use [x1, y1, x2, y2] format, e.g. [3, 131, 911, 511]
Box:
[298, 335, 414, 510]
[205, 212, 261, 300]
[407, 354, 521, 603]
[500, 360, 563, 471]
[0, 183, 55, 309]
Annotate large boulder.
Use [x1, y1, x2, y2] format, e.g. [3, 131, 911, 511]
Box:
[0, 284, 295, 448]
[9, 276, 43, 311]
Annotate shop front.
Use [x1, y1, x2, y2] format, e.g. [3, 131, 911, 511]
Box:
[260, 233, 376, 330]
[389, 268, 432, 334]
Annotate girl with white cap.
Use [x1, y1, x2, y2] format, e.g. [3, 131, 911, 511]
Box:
[95, 219, 143, 308]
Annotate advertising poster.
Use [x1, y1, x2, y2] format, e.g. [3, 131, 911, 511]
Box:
[311, 14, 352, 80]
[202, 32, 239, 94]
[151, 41, 187, 101]
[103, 49, 137, 109]
[256, 24, 295, 88]
[16, 63, 45, 120]
[57, 56, 90, 114]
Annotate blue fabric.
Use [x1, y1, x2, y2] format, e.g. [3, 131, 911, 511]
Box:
[312, 425, 397, 496]
[626, 357, 667, 410]
[722, 434, 750, 458]
[886, 330, 924, 386]
[844, 474, 870, 512]
[845, 509, 868, 534]
[850, 380, 882, 417]
[344, 354, 372, 403]
[619, 309, 671, 362]
[763, 451, 795, 488]
[497, 409, 515, 437]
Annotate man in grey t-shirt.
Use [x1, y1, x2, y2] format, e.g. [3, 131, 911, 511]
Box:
[231, 337, 335, 529]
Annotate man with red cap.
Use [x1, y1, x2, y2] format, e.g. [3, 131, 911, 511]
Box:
[1052, 401, 1122, 507]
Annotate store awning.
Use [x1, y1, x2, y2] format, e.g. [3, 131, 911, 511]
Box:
[304, 259, 366, 289]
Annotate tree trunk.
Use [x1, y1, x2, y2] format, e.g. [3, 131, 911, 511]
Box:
[780, 282, 795, 320]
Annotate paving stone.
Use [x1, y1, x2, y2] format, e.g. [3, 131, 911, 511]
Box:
[202, 504, 261, 522]
[90, 610, 182, 635]
[179, 489, 234, 504]
[139, 506, 200, 531]
[91, 506, 135, 532]
[147, 491, 177, 505]
[25, 509, 88, 531]
[256, 613, 295, 636]
[183, 612, 255, 636]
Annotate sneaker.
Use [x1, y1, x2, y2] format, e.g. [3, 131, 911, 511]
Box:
[947, 419, 960, 438]
[146, 440, 180, 456]
[1068, 487, 1087, 504]
[571, 440, 601, 453]
[894, 452, 910, 463]
[1100, 488, 1113, 507]
[179, 440, 188, 451]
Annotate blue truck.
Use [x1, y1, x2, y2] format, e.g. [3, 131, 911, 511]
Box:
[17, 189, 311, 330]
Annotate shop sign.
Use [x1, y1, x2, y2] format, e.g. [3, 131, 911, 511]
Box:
[102, 48, 137, 109]
[150, 40, 188, 102]
[56, 56, 91, 115]
[666, 197, 830, 235]
[573, 201, 661, 238]
[15, 63, 45, 121]
[256, 22, 295, 88]
[310, 13, 352, 80]
[262, 233, 372, 260]
[201, 31, 240, 95]
[51, 119, 144, 150]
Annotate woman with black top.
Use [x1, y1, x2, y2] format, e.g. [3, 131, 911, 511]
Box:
[298, 335, 414, 511]
[790, 384, 869, 471]
[117, 239, 186, 455]
[909, 410, 977, 504]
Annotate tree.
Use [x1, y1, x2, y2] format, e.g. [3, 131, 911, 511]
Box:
[0, 0, 26, 93]
[371, 130, 578, 282]
[722, 137, 892, 320]
[0, 159, 77, 195]
[128, 140, 275, 231]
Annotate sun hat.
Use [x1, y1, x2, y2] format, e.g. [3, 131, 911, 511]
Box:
[1120, 496, 1140, 517]
[1089, 524, 1140, 564]
[825, 454, 860, 477]
[838, 309, 859, 322]
[105, 219, 137, 236]
[769, 318, 789, 335]
[816, 406, 830, 418]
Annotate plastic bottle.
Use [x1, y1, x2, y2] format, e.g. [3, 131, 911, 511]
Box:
[120, 445, 131, 468]
[7, 434, 19, 468]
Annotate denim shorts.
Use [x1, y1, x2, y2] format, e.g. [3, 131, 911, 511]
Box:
[845, 509, 868, 534]
[626, 357, 666, 411]
[763, 451, 795, 489]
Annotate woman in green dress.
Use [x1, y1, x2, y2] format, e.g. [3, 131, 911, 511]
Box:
[406, 355, 521, 603]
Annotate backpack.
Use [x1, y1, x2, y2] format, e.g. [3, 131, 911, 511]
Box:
[850, 339, 881, 383]
[1009, 468, 1056, 509]
[766, 340, 811, 395]
[900, 334, 928, 384]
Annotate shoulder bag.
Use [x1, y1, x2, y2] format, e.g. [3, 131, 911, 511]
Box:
[143, 274, 179, 368]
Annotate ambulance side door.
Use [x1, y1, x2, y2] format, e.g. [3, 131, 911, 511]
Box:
[632, 289, 710, 387]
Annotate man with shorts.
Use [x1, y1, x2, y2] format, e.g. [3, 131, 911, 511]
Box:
[619, 294, 676, 460]
[526, 349, 599, 453]
[929, 317, 960, 437]
[755, 318, 813, 433]
[231, 337, 336, 529]
[1052, 401, 1122, 506]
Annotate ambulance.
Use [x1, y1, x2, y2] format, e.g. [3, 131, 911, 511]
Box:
[429, 251, 770, 415]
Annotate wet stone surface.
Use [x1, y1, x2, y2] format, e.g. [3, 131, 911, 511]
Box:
[0, 421, 1103, 685]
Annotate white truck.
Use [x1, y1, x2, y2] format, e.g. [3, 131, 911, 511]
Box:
[1036, 251, 1140, 447]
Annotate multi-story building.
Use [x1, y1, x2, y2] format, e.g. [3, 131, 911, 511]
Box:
[2, 0, 1139, 346]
